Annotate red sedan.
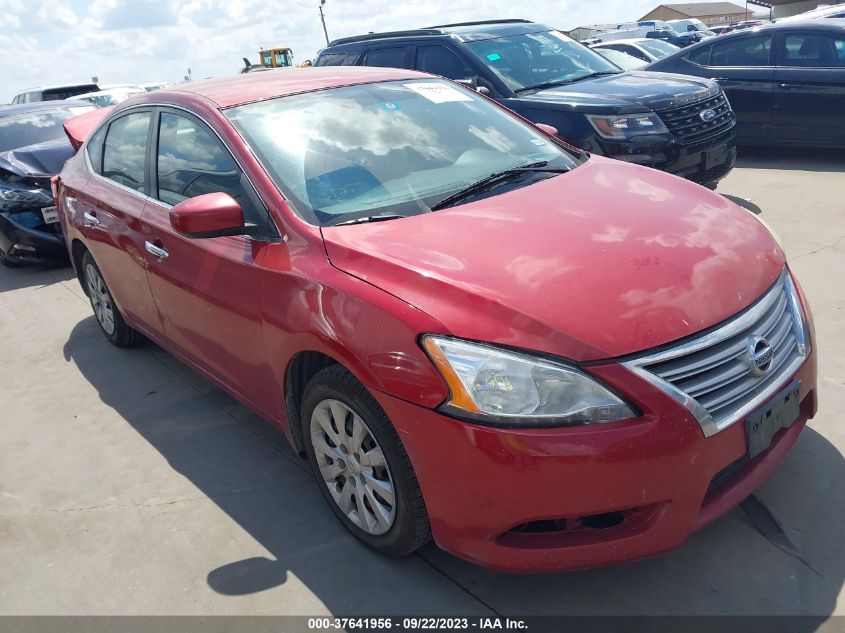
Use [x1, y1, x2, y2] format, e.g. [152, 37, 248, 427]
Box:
[56, 67, 817, 572]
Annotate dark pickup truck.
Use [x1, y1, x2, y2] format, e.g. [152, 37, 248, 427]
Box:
[315, 19, 737, 188]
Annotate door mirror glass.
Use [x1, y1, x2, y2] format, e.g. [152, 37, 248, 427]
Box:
[169, 192, 246, 238]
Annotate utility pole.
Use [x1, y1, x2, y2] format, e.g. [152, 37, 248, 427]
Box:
[319, 0, 329, 46]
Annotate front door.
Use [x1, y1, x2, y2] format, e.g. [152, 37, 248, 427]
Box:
[141, 109, 280, 411]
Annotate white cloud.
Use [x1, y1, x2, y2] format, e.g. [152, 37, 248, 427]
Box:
[0, 0, 662, 102]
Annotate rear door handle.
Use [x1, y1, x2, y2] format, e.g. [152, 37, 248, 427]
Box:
[83, 211, 100, 226]
[145, 241, 169, 260]
[779, 83, 800, 89]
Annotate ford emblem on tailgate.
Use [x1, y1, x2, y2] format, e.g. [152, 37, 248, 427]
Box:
[699, 108, 717, 123]
[747, 336, 774, 376]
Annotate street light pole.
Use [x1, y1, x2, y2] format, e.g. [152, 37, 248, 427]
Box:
[319, 0, 329, 46]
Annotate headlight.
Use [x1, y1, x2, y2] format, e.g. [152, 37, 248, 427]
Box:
[585, 113, 668, 140]
[0, 182, 51, 211]
[422, 336, 636, 427]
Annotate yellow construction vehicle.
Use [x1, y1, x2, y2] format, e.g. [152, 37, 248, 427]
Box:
[259, 47, 294, 69]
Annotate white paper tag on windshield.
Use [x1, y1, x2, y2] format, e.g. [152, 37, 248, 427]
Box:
[404, 82, 473, 104]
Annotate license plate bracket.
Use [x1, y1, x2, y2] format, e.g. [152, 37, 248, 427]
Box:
[745, 379, 801, 459]
[704, 144, 728, 170]
[41, 206, 60, 224]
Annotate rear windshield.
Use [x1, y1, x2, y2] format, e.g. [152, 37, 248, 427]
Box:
[41, 85, 99, 101]
[0, 107, 95, 152]
[638, 39, 680, 57]
[226, 79, 581, 226]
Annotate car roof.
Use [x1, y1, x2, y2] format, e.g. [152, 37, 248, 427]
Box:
[593, 38, 659, 46]
[0, 100, 93, 117]
[325, 19, 553, 48]
[149, 66, 432, 109]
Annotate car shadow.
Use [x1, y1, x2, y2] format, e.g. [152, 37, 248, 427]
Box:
[60, 317, 487, 615]
[61, 316, 844, 619]
[0, 264, 75, 293]
[736, 147, 845, 173]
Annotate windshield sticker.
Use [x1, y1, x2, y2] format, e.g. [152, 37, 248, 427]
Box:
[380, 101, 401, 111]
[404, 82, 473, 104]
[486, 53, 502, 61]
[530, 139, 546, 146]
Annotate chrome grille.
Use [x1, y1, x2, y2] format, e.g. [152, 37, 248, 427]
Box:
[623, 271, 809, 437]
[657, 92, 734, 147]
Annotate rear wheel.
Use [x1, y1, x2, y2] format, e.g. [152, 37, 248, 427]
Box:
[81, 251, 142, 347]
[301, 365, 430, 555]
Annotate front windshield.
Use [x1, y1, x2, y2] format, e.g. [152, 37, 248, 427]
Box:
[637, 39, 681, 58]
[225, 79, 581, 226]
[0, 107, 94, 152]
[465, 30, 620, 92]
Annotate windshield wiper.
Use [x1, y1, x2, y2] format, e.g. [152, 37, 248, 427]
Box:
[429, 162, 569, 212]
[515, 72, 621, 94]
[326, 213, 409, 227]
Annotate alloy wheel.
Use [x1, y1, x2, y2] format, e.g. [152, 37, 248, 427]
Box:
[309, 399, 396, 535]
[85, 263, 115, 336]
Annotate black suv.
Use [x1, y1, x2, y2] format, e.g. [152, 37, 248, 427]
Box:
[316, 19, 737, 187]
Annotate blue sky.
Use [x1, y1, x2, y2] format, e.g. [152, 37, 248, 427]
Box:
[1, 0, 692, 101]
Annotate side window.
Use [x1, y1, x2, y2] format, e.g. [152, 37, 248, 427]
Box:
[102, 111, 151, 192]
[688, 44, 712, 65]
[415, 45, 475, 79]
[315, 52, 348, 66]
[709, 34, 773, 67]
[86, 125, 107, 174]
[156, 112, 267, 229]
[361, 46, 408, 68]
[783, 33, 845, 67]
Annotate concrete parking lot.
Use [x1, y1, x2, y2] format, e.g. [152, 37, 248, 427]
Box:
[1, 150, 843, 618]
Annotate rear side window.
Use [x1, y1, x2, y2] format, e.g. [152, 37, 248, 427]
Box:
[155, 112, 266, 228]
[86, 126, 107, 174]
[315, 52, 348, 66]
[415, 45, 475, 79]
[361, 46, 408, 68]
[709, 34, 773, 66]
[102, 112, 151, 192]
[782, 33, 845, 67]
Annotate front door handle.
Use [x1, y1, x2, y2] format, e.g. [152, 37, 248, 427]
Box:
[145, 241, 169, 260]
[83, 211, 100, 226]
[779, 83, 800, 89]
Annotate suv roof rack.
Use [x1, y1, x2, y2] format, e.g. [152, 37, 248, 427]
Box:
[426, 19, 534, 28]
[328, 29, 446, 46]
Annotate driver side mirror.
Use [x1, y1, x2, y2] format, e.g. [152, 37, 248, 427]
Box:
[170, 192, 248, 239]
[535, 123, 559, 137]
[455, 76, 494, 97]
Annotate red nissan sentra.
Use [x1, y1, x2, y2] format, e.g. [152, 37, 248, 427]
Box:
[56, 68, 816, 572]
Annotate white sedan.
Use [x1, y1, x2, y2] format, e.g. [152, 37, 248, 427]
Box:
[590, 38, 680, 64]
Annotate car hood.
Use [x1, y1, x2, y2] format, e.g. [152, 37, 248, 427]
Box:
[321, 157, 785, 362]
[0, 138, 75, 179]
[519, 71, 718, 112]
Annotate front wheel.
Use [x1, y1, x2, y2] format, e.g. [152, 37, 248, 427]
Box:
[81, 251, 143, 347]
[301, 365, 430, 556]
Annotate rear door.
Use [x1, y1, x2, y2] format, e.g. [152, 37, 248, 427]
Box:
[683, 32, 776, 143]
[76, 109, 163, 334]
[141, 108, 280, 410]
[771, 29, 845, 145]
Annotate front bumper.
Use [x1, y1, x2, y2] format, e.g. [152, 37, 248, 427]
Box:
[374, 349, 816, 573]
[597, 131, 737, 189]
[0, 210, 69, 266]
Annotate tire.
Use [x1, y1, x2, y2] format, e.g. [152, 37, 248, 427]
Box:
[301, 364, 430, 556]
[81, 251, 143, 347]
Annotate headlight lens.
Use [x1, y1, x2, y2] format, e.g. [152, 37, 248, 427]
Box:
[422, 336, 636, 426]
[585, 113, 668, 140]
[0, 181, 51, 211]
